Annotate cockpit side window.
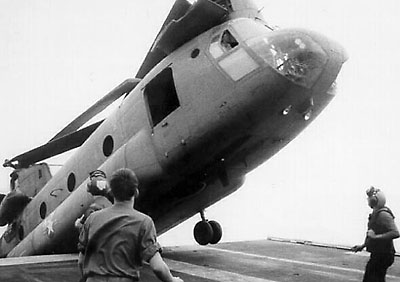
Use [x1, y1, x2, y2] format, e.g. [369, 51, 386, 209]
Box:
[221, 30, 238, 51]
[209, 28, 259, 81]
[209, 30, 239, 59]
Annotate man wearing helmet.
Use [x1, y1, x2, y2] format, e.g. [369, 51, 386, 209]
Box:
[352, 186, 399, 282]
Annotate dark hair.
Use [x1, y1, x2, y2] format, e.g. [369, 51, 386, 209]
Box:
[109, 168, 139, 201]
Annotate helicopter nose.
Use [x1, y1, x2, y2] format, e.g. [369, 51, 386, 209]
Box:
[302, 29, 348, 94]
[306, 29, 348, 67]
[247, 29, 347, 89]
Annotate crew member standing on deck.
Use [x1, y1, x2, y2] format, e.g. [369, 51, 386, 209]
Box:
[78, 168, 183, 282]
[352, 186, 399, 282]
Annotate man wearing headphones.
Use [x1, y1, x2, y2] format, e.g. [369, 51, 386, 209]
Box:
[352, 186, 399, 282]
[78, 168, 183, 282]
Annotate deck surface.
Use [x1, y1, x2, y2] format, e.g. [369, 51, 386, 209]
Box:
[0, 239, 399, 282]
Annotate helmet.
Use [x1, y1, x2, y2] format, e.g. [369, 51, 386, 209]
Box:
[89, 170, 107, 179]
[366, 186, 386, 208]
[87, 170, 108, 195]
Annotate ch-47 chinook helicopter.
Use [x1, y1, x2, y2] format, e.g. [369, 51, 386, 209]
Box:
[0, 0, 346, 257]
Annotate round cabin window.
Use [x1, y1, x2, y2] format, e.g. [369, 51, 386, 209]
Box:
[67, 173, 76, 192]
[191, 48, 200, 58]
[40, 202, 47, 219]
[103, 135, 114, 157]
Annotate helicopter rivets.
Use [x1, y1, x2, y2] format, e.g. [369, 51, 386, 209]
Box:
[282, 105, 292, 115]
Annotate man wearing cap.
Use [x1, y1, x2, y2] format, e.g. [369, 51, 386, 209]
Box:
[352, 186, 399, 282]
[78, 168, 183, 282]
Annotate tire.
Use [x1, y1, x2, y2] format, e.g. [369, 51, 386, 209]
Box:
[193, 221, 213, 245]
[209, 220, 222, 244]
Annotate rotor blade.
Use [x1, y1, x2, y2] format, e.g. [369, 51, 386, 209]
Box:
[50, 78, 140, 142]
[159, 0, 193, 35]
[4, 120, 104, 168]
[135, 0, 193, 79]
[136, 0, 227, 78]
[155, 0, 227, 54]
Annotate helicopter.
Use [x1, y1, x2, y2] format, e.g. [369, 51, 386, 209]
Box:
[0, 0, 347, 257]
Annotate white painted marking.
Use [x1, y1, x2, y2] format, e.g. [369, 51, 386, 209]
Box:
[204, 246, 361, 273]
[345, 251, 370, 257]
[204, 246, 400, 280]
[310, 269, 359, 281]
[0, 254, 77, 266]
[165, 258, 279, 282]
[43, 214, 56, 237]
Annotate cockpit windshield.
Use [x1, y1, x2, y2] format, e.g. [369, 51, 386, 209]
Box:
[229, 19, 327, 88]
[246, 32, 327, 88]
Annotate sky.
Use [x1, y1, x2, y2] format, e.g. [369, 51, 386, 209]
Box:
[1, 0, 400, 251]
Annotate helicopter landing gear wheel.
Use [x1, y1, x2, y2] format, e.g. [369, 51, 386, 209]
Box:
[193, 220, 213, 245]
[193, 210, 223, 245]
[208, 220, 222, 244]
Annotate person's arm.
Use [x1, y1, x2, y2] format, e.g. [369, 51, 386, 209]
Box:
[149, 252, 183, 282]
[367, 229, 399, 240]
[77, 252, 84, 275]
[351, 241, 366, 252]
[351, 231, 368, 252]
[140, 218, 183, 282]
[77, 216, 90, 277]
[368, 212, 400, 240]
